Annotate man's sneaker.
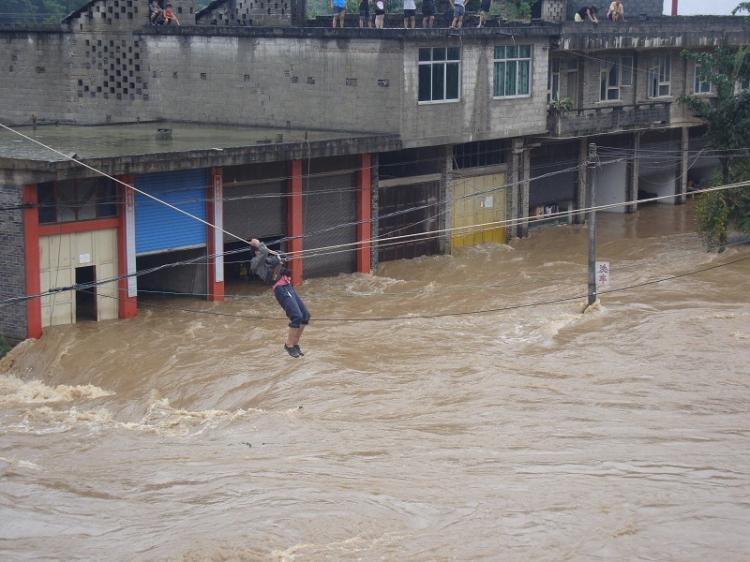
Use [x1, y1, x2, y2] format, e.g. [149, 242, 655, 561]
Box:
[284, 344, 301, 358]
[294, 345, 305, 357]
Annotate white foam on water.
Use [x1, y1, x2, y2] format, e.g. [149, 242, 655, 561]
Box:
[0, 374, 114, 405]
[343, 272, 408, 296]
[0, 456, 42, 473]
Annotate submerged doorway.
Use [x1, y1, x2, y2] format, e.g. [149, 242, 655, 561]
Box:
[75, 266, 97, 321]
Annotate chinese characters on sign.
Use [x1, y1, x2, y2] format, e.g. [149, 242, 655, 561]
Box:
[596, 261, 610, 288]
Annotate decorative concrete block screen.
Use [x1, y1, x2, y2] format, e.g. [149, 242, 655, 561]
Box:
[542, 0, 567, 22]
[77, 37, 148, 102]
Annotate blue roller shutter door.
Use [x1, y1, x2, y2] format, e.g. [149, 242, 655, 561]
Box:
[135, 170, 208, 255]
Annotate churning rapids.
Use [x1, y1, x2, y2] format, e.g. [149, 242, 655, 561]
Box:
[1, 204, 750, 562]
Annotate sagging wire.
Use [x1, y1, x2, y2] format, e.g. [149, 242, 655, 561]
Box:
[3, 178, 749, 309]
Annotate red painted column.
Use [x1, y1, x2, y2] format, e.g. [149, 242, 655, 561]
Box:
[288, 159, 304, 285]
[22, 185, 42, 339]
[207, 167, 225, 301]
[117, 177, 137, 319]
[357, 153, 373, 273]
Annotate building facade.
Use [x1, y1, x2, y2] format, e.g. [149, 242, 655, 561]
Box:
[1, 0, 747, 342]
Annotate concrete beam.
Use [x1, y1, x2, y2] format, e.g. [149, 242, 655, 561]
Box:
[677, 126, 689, 204]
[440, 145, 453, 255]
[519, 147, 531, 238]
[628, 132, 641, 213]
[0, 135, 403, 182]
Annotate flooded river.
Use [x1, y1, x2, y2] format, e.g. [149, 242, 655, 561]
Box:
[2, 204, 750, 561]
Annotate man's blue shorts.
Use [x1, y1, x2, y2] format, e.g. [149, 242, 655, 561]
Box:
[274, 284, 311, 328]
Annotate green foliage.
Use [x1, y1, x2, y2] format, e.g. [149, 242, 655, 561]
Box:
[507, 0, 533, 19]
[0, 335, 10, 359]
[695, 168, 750, 250]
[695, 185, 730, 250]
[681, 44, 750, 249]
[549, 97, 573, 114]
[0, 0, 89, 24]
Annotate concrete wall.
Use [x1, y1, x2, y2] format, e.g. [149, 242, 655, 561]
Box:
[0, 28, 550, 141]
[401, 38, 549, 146]
[144, 34, 402, 132]
[0, 31, 78, 125]
[196, 0, 294, 27]
[0, 29, 403, 132]
[576, 48, 704, 110]
[0, 185, 27, 342]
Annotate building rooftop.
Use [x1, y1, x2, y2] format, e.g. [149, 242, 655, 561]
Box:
[0, 122, 400, 180]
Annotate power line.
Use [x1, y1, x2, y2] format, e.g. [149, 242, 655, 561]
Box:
[3, 178, 749, 308]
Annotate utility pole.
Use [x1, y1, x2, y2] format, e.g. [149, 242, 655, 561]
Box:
[586, 143, 598, 307]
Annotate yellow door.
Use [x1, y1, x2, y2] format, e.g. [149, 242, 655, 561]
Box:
[451, 173, 507, 249]
[39, 229, 118, 328]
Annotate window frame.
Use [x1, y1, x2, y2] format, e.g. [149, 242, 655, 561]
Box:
[599, 56, 633, 102]
[693, 64, 712, 95]
[647, 55, 671, 98]
[548, 58, 560, 102]
[38, 179, 119, 225]
[417, 47, 462, 104]
[493, 45, 533, 100]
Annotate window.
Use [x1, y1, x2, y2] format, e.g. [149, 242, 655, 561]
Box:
[494, 45, 531, 98]
[548, 58, 560, 102]
[38, 179, 118, 224]
[648, 55, 671, 97]
[453, 139, 507, 169]
[599, 56, 633, 101]
[694, 64, 711, 94]
[418, 47, 461, 103]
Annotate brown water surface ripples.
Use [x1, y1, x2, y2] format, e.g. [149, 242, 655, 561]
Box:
[1, 204, 750, 561]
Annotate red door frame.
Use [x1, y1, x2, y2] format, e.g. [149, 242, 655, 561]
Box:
[288, 160, 304, 285]
[357, 153, 372, 273]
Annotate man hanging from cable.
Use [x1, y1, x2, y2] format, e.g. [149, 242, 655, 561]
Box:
[248, 238, 310, 358]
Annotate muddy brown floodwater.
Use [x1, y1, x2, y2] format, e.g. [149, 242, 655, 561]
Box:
[1, 203, 750, 562]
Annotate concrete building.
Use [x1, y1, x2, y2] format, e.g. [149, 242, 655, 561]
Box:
[1, 0, 747, 343]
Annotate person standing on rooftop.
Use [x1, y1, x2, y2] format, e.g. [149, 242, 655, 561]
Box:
[422, 0, 435, 27]
[359, 0, 372, 27]
[374, 0, 386, 28]
[332, 0, 347, 27]
[451, 0, 465, 28]
[404, 0, 417, 28]
[477, 0, 491, 27]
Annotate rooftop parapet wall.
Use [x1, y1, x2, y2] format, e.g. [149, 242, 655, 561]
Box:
[566, 0, 662, 20]
[558, 16, 750, 51]
[141, 22, 560, 40]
